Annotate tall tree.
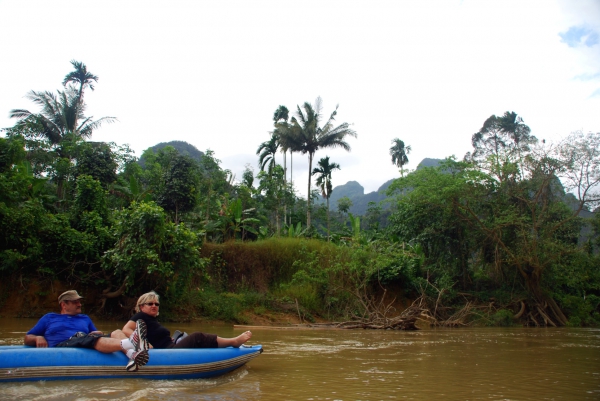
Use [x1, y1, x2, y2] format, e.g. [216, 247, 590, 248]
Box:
[312, 156, 340, 240]
[273, 105, 292, 225]
[283, 97, 356, 228]
[273, 105, 289, 124]
[467, 112, 535, 183]
[389, 126, 600, 327]
[9, 62, 115, 200]
[497, 111, 535, 179]
[256, 134, 279, 173]
[9, 87, 115, 147]
[390, 138, 411, 177]
[11, 61, 112, 147]
[156, 154, 200, 224]
[273, 105, 290, 182]
[257, 164, 290, 235]
[62, 60, 99, 128]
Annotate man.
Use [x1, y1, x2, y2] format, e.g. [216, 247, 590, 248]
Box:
[25, 290, 150, 372]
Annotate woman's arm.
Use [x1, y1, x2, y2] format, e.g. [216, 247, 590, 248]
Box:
[122, 320, 136, 337]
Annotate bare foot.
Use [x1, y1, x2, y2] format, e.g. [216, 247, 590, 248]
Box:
[232, 331, 252, 347]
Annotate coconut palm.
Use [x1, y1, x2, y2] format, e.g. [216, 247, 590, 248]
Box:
[312, 156, 340, 240]
[10, 87, 115, 149]
[9, 62, 115, 199]
[10, 61, 115, 147]
[390, 138, 411, 177]
[256, 133, 279, 173]
[284, 97, 356, 228]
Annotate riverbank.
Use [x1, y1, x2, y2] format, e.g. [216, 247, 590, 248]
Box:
[0, 276, 323, 326]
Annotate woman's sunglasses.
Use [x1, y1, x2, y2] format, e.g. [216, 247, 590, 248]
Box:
[144, 302, 160, 307]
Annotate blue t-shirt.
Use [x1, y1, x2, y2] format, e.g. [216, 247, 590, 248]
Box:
[27, 313, 98, 347]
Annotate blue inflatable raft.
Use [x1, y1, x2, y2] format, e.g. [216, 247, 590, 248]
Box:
[0, 344, 262, 382]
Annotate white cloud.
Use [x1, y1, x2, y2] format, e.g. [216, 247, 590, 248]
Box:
[1, 0, 599, 194]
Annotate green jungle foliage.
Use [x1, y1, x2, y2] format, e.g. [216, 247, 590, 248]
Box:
[0, 64, 598, 326]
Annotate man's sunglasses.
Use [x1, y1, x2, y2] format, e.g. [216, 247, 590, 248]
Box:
[145, 302, 160, 307]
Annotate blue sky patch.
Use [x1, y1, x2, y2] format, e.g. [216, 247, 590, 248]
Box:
[560, 26, 599, 47]
[575, 72, 600, 81]
[591, 88, 600, 98]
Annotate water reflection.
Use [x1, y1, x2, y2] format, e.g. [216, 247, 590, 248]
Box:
[1, 369, 257, 401]
[0, 318, 599, 400]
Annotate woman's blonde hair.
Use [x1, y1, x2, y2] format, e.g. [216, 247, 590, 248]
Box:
[135, 291, 160, 314]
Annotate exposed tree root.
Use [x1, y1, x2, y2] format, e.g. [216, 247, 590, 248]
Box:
[306, 293, 428, 330]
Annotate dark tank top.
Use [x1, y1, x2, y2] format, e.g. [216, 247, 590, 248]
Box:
[129, 311, 173, 349]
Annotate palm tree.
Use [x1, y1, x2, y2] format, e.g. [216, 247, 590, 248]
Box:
[10, 61, 114, 146]
[273, 105, 289, 125]
[312, 156, 340, 240]
[62, 60, 99, 131]
[256, 133, 279, 173]
[63, 60, 98, 102]
[9, 62, 115, 199]
[390, 138, 411, 177]
[284, 97, 356, 228]
[272, 105, 290, 182]
[10, 87, 116, 148]
[273, 105, 292, 225]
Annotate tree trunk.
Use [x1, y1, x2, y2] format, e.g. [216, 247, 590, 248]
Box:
[290, 152, 293, 225]
[307, 153, 313, 228]
[524, 273, 568, 326]
[326, 196, 330, 241]
[283, 149, 287, 228]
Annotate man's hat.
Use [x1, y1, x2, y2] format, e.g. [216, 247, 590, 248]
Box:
[58, 290, 84, 303]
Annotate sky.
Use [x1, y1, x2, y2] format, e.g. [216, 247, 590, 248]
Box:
[1, 0, 599, 194]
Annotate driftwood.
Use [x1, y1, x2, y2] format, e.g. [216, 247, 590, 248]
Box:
[303, 294, 429, 331]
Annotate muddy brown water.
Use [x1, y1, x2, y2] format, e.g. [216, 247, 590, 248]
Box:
[0, 318, 598, 400]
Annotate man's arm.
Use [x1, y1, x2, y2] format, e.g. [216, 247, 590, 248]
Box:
[26, 314, 49, 347]
[24, 334, 48, 347]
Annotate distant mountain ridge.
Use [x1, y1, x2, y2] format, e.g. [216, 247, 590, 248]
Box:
[317, 158, 443, 215]
[139, 141, 204, 167]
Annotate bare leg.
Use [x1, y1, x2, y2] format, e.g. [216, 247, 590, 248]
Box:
[111, 330, 127, 340]
[93, 337, 124, 353]
[95, 330, 131, 354]
[216, 331, 252, 348]
[109, 330, 130, 355]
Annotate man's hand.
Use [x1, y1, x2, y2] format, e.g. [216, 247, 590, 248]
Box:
[25, 334, 48, 347]
[90, 330, 103, 336]
[35, 336, 48, 347]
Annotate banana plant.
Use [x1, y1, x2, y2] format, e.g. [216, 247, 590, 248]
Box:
[284, 222, 306, 238]
[348, 213, 361, 241]
[227, 198, 259, 240]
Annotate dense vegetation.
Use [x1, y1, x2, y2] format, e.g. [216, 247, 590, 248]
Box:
[1, 62, 598, 327]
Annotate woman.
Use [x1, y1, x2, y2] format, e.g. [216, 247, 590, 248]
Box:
[122, 291, 252, 350]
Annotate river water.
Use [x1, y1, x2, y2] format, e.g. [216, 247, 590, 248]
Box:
[0, 318, 598, 400]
